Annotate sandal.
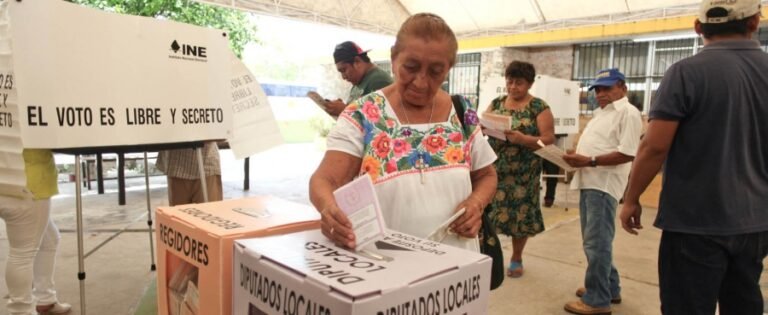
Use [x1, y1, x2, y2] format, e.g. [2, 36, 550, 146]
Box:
[37, 302, 72, 315]
[507, 260, 524, 278]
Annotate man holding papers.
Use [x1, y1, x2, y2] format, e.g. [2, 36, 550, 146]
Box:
[323, 41, 393, 118]
[562, 68, 642, 315]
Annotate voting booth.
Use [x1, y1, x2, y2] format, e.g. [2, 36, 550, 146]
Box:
[233, 230, 492, 315]
[0, 1, 282, 313]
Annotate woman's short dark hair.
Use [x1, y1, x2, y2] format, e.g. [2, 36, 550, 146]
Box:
[504, 61, 536, 84]
[700, 16, 752, 39]
[392, 13, 458, 66]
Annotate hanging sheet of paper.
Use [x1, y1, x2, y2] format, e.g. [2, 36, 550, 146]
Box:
[332, 174, 386, 251]
[226, 53, 283, 159]
[0, 2, 30, 198]
[533, 139, 576, 172]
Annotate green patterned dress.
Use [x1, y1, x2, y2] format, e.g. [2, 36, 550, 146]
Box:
[486, 95, 549, 238]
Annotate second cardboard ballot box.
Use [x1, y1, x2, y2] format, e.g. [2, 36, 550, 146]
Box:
[156, 196, 320, 315]
[234, 230, 492, 315]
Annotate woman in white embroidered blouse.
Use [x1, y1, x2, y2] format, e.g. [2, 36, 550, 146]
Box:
[309, 13, 498, 251]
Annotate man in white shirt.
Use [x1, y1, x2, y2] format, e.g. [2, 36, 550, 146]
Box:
[562, 68, 642, 315]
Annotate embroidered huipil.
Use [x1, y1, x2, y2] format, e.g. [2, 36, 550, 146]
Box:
[327, 91, 497, 251]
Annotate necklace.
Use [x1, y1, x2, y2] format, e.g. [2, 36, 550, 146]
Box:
[400, 96, 435, 185]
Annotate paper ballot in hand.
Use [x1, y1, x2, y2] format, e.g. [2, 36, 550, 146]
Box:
[333, 174, 387, 251]
[306, 91, 329, 110]
[426, 208, 466, 242]
[533, 139, 576, 172]
[479, 113, 510, 140]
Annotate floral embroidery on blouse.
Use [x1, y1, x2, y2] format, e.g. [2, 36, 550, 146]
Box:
[340, 93, 480, 182]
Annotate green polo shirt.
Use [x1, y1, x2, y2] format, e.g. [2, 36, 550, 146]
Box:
[347, 66, 393, 103]
[23, 149, 58, 199]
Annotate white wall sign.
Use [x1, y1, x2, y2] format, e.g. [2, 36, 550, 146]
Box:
[530, 75, 580, 134]
[9, 0, 232, 149]
[227, 54, 283, 159]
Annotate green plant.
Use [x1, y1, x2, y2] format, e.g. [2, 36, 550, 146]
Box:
[69, 0, 258, 58]
[309, 115, 335, 138]
[56, 164, 74, 174]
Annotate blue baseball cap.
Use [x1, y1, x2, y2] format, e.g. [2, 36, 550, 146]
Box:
[589, 68, 625, 91]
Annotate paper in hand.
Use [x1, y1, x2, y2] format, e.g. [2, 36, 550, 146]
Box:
[533, 139, 576, 172]
[480, 113, 511, 140]
[333, 174, 387, 251]
[426, 208, 466, 242]
[306, 91, 329, 110]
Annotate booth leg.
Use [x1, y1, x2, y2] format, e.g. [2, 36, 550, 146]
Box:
[74, 155, 87, 315]
[81, 161, 87, 188]
[564, 172, 569, 211]
[118, 153, 126, 206]
[96, 153, 104, 195]
[85, 160, 92, 191]
[143, 152, 156, 271]
[243, 157, 250, 191]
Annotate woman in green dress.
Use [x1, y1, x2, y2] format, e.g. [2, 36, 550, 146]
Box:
[485, 61, 555, 278]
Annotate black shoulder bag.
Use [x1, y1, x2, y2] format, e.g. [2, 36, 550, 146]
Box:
[451, 95, 505, 291]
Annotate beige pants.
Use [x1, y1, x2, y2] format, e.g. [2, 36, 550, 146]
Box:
[166, 175, 223, 206]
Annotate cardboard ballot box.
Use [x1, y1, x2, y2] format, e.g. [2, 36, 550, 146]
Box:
[234, 230, 491, 315]
[156, 196, 320, 315]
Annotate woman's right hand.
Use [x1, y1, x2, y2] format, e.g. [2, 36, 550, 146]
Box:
[320, 204, 356, 249]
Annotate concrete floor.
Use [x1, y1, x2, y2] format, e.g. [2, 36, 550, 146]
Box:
[1, 143, 766, 315]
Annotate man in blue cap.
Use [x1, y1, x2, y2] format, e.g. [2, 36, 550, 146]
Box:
[620, 0, 768, 313]
[562, 68, 642, 314]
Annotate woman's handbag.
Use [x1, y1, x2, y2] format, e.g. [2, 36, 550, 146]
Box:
[479, 211, 505, 290]
[451, 95, 505, 290]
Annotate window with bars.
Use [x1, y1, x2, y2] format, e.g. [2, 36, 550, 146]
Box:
[759, 27, 768, 51]
[574, 41, 650, 113]
[445, 53, 481, 106]
[373, 61, 392, 76]
[574, 27, 768, 115]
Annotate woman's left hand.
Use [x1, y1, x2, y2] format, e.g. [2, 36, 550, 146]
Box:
[449, 196, 484, 238]
[504, 130, 526, 144]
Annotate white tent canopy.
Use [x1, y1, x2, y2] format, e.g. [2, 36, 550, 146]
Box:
[197, 0, 710, 38]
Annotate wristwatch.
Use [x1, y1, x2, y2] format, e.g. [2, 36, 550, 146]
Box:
[589, 156, 598, 167]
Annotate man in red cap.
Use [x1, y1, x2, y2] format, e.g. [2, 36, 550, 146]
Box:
[325, 41, 392, 117]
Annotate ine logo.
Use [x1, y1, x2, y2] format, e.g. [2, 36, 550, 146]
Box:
[169, 40, 208, 62]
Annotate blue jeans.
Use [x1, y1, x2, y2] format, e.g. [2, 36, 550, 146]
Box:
[579, 189, 621, 308]
[659, 231, 768, 315]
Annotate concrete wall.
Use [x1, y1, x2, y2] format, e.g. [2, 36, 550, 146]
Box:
[480, 45, 574, 86]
